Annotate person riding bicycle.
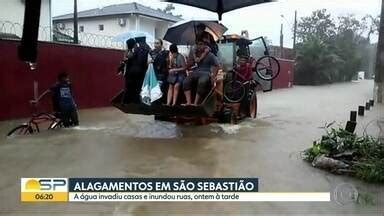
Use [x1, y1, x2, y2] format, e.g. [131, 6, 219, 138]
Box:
[31, 72, 79, 127]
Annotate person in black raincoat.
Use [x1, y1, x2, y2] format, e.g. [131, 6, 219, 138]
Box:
[121, 37, 151, 103]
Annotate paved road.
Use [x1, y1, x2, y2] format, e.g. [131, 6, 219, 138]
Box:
[0, 80, 383, 215]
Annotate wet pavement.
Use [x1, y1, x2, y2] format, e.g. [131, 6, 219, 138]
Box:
[0, 80, 383, 215]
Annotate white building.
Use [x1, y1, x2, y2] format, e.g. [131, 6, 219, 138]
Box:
[0, 0, 52, 41]
[53, 2, 181, 47]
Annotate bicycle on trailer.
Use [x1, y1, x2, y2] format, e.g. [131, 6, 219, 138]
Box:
[223, 68, 259, 119]
[222, 36, 281, 120]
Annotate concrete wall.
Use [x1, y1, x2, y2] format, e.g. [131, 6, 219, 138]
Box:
[57, 16, 132, 37]
[0, 0, 52, 41]
[154, 20, 171, 39]
[137, 16, 155, 39]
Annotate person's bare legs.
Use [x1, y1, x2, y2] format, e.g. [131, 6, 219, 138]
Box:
[184, 90, 192, 105]
[172, 83, 180, 106]
[233, 103, 241, 118]
[194, 94, 200, 106]
[215, 79, 223, 111]
[166, 85, 173, 106]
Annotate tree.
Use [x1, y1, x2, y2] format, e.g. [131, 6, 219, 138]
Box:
[363, 15, 380, 42]
[296, 9, 336, 43]
[295, 36, 343, 85]
[295, 9, 380, 85]
[159, 3, 182, 18]
[163, 4, 175, 13]
[337, 14, 367, 37]
[333, 14, 368, 81]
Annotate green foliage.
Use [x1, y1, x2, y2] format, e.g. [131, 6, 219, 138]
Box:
[158, 3, 182, 18]
[357, 192, 376, 205]
[354, 159, 384, 183]
[303, 126, 384, 183]
[295, 9, 379, 85]
[295, 36, 343, 85]
[363, 15, 380, 41]
[297, 9, 336, 43]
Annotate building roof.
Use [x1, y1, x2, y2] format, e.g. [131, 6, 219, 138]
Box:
[53, 2, 182, 23]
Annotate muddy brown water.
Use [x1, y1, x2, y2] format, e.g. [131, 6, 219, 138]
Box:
[0, 80, 383, 215]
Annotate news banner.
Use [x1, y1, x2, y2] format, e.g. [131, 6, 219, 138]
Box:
[21, 178, 330, 202]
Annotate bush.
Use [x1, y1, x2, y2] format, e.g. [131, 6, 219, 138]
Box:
[303, 126, 384, 183]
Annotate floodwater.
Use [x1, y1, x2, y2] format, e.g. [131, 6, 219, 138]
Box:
[0, 80, 383, 215]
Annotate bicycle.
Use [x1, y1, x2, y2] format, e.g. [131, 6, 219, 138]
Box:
[223, 54, 280, 104]
[6, 104, 64, 137]
[255, 55, 280, 81]
[223, 69, 258, 119]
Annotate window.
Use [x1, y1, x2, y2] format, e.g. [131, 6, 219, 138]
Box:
[79, 26, 84, 32]
[118, 18, 126, 27]
[249, 38, 267, 59]
[99, 24, 104, 31]
[57, 23, 65, 30]
[218, 43, 235, 72]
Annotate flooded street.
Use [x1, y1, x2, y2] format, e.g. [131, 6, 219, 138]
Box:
[0, 80, 383, 215]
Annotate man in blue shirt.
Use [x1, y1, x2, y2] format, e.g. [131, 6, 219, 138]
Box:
[32, 72, 79, 127]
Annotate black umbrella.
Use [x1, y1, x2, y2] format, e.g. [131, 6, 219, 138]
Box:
[164, 0, 274, 20]
[164, 20, 227, 45]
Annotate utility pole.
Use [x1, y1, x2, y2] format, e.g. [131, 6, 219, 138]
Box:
[73, 0, 79, 44]
[293, 10, 297, 57]
[280, 23, 284, 58]
[374, 0, 384, 103]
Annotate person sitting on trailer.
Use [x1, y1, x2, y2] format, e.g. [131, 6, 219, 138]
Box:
[183, 38, 220, 106]
[195, 23, 218, 56]
[187, 23, 219, 68]
[166, 44, 186, 106]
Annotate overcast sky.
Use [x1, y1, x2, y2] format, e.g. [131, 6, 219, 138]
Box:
[52, 0, 382, 47]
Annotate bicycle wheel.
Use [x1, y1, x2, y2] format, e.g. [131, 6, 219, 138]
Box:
[7, 125, 33, 137]
[249, 90, 258, 119]
[255, 56, 280, 81]
[223, 80, 246, 103]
